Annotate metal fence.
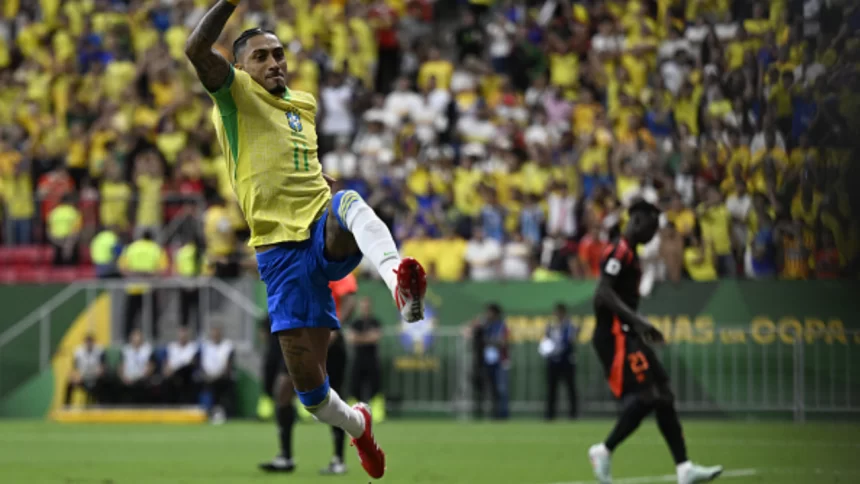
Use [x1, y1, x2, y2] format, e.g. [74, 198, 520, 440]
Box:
[1, 277, 858, 421]
[0, 278, 263, 399]
[377, 326, 860, 421]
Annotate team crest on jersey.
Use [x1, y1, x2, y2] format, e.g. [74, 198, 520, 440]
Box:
[285, 108, 303, 132]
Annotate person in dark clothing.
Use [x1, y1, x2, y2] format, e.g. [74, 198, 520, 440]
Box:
[321, 275, 359, 475]
[541, 303, 578, 420]
[259, 316, 298, 474]
[348, 297, 383, 411]
[467, 313, 487, 419]
[161, 326, 200, 405]
[471, 303, 510, 420]
[587, 200, 722, 484]
[455, 10, 485, 61]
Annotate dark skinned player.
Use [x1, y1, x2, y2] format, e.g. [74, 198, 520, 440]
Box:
[588, 200, 723, 484]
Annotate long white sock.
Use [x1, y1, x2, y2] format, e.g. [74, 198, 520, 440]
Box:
[308, 388, 365, 439]
[342, 197, 400, 295]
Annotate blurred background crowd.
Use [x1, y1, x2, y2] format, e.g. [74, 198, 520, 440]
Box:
[0, 0, 858, 290]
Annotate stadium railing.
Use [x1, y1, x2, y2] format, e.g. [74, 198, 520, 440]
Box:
[0, 278, 263, 400]
[378, 326, 860, 421]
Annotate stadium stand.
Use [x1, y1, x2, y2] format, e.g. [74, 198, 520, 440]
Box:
[0, 0, 857, 288]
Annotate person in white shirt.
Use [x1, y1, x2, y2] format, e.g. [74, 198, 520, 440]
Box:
[162, 326, 200, 405]
[501, 232, 533, 280]
[725, 181, 752, 257]
[383, 76, 422, 128]
[464, 227, 503, 281]
[318, 72, 356, 155]
[119, 328, 156, 404]
[201, 326, 235, 422]
[65, 333, 108, 406]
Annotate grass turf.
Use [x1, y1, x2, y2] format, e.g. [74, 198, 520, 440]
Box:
[0, 419, 857, 483]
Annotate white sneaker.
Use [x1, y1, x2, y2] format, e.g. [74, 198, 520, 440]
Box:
[320, 457, 347, 475]
[677, 461, 723, 484]
[588, 444, 612, 484]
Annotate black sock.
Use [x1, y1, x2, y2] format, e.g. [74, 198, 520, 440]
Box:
[276, 405, 296, 461]
[605, 396, 652, 452]
[332, 426, 346, 461]
[655, 402, 688, 465]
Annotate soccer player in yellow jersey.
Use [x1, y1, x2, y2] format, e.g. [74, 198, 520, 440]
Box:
[185, 1, 428, 479]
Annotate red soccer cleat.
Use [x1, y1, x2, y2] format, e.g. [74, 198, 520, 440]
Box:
[394, 257, 427, 323]
[351, 403, 386, 479]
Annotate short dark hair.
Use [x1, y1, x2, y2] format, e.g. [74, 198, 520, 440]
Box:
[232, 28, 277, 61]
[628, 199, 661, 218]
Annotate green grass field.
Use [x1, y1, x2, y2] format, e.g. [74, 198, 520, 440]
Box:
[0, 419, 857, 483]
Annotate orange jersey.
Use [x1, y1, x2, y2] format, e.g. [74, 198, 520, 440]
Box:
[329, 274, 358, 319]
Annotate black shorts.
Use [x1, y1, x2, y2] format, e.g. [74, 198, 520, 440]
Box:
[593, 318, 668, 400]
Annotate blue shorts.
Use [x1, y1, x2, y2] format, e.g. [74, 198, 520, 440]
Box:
[256, 209, 363, 333]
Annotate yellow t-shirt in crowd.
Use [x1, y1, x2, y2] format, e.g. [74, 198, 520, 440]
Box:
[684, 245, 718, 281]
[418, 60, 454, 90]
[697, 204, 732, 255]
[433, 238, 468, 281]
[135, 175, 163, 228]
[204, 205, 236, 258]
[100, 181, 131, 229]
[666, 208, 696, 236]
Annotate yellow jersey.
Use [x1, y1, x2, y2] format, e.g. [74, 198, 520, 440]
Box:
[209, 67, 330, 247]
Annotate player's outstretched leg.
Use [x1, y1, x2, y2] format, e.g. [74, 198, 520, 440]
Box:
[280, 328, 385, 479]
[654, 400, 722, 484]
[331, 190, 426, 322]
[588, 395, 652, 484]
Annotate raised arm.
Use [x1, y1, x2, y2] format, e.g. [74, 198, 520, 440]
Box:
[185, 0, 238, 92]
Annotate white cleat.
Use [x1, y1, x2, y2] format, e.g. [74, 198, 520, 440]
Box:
[588, 444, 612, 484]
[677, 461, 723, 484]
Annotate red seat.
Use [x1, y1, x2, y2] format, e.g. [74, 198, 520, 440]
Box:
[51, 267, 80, 283]
[13, 266, 50, 283]
[0, 248, 12, 266]
[76, 266, 97, 280]
[0, 269, 19, 283]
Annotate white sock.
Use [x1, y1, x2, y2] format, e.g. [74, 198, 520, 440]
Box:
[342, 196, 400, 295]
[308, 388, 365, 439]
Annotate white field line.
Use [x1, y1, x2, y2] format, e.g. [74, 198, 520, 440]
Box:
[544, 468, 757, 484]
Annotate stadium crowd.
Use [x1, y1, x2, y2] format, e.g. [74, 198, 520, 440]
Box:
[0, 0, 858, 290]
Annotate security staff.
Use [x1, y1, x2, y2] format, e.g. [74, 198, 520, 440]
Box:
[47, 193, 82, 266]
[90, 225, 122, 278]
[118, 229, 169, 340]
[348, 297, 383, 420]
[540, 303, 578, 420]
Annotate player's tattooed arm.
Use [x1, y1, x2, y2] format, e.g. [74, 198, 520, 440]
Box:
[185, 0, 236, 92]
[594, 277, 665, 343]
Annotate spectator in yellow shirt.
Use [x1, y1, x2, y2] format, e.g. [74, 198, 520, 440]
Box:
[134, 151, 164, 237]
[47, 193, 82, 266]
[665, 194, 696, 237]
[1, 152, 35, 245]
[100, 161, 132, 230]
[203, 194, 239, 278]
[684, 235, 718, 281]
[696, 186, 734, 276]
[418, 47, 454, 91]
